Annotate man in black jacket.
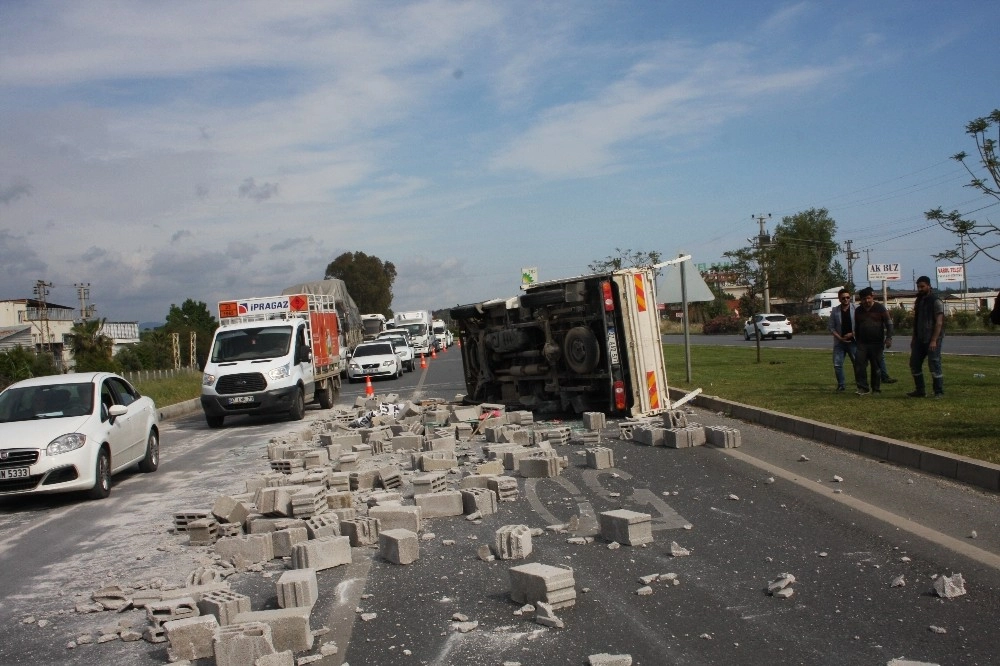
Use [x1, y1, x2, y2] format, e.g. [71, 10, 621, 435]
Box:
[854, 287, 894, 395]
[908, 276, 946, 398]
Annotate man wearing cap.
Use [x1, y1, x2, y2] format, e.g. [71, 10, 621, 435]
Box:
[909, 275, 945, 398]
[853, 286, 894, 395]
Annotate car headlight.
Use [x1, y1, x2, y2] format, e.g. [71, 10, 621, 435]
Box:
[382, 360, 396, 367]
[202, 373, 216, 386]
[47, 433, 87, 456]
[268, 363, 291, 380]
[349, 362, 360, 370]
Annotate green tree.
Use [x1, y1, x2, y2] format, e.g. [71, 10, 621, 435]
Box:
[163, 299, 217, 368]
[588, 247, 663, 273]
[67, 318, 116, 372]
[926, 109, 1000, 263]
[769, 208, 840, 313]
[324, 252, 397, 315]
[0, 347, 59, 389]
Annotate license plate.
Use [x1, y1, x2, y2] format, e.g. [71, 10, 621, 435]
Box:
[227, 396, 254, 405]
[0, 467, 29, 480]
[606, 327, 620, 366]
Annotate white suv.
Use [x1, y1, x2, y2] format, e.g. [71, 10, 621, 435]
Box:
[744, 314, 793, 340]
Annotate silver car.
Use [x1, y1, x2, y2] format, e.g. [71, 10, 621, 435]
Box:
[0, 372, 159, 500]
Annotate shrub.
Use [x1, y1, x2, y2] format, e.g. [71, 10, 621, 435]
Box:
[890, 307, 913, 331]
[789, 314, 826, 334]
[703, 315, 743, 335]
[949, 310, 976, 330]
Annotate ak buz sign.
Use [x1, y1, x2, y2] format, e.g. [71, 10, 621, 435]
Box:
[867, 263, 901, 281]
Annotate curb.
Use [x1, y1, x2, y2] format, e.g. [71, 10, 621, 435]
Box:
[158, 398, 201, 422]
[668, 388, 1000, 493]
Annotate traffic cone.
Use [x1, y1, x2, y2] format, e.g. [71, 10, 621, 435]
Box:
[431, 348, 437, 359]
[420, 354, 427, 369]
[365, 375, 374, 398]
[457, 338, 461, 348]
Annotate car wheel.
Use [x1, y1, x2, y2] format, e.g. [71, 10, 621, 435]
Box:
[206, 414, 224, 428]
[786, 333, 793, 339]
[87, 449, 112, 500]
[317, 380, 334, 409]
[756, 331, 763, 341]
[289, 388, 306, 421]
[744, 330, 751, 341]
[138, 429, 159, 473]
[564, 326, 601, 374]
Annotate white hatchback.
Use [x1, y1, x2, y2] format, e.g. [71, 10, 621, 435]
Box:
[744, 314, 794, 340]
[0, 372, 159, 500]
[347, 341, 403, 381]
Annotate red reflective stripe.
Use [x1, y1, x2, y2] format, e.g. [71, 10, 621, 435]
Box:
[633, 274, 647, 312]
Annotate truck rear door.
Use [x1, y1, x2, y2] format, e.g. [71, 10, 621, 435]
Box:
[613, 269, 669, 417]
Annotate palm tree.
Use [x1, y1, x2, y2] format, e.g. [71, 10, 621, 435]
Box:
[68, 318, 115, 372]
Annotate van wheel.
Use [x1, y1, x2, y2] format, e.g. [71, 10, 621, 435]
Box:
[87, 449, 112, 500]
[317, 380, 334, 409]
[564, 326, 600, 374]
[289, 388, 306, 421]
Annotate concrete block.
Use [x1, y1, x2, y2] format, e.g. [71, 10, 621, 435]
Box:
[633, 426, 665, 446]
[290, 535, 352, 571]
[198, 589, 252, 626]
[461, 487, 498, 515]
[586, 447, 614, 469]
[255, 487, 294, 517]
[415, 490, 464, 518]
[215, 534, 275, 564]
[508, 562, 576, 609]
[290, 486, 327, 519]
[411, 472, 447, 495]
[519, 453, 561, 478]
[583, 411, 607, 430]
[304, 513, 341, 539]
[598, 509, 653, 546]
[340, 517, 381, 546]
[350, 469, 379, 491]
[214, 622, 277, 666]
[368, 504, 422, 532]
[276, 569, 318, 609]
[188, 517, 220, 546]
[271, 526, 309, 558]
[476, 460, 504, 476]
[379, 528, 420, 564]
[232, 607, 313, 654]
[173, 511, 210, 532]
[165, 614, 219, 661]
[213, 495, 251, 526]
[419, 451, 458, 471]
[147, 596, 199, 628]
[488, 476, 519, 502]
[325, 489, 353, 509]
[495, 524, 532, 560]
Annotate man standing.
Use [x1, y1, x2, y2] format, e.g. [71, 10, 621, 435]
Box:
[909, 275, 945, 398]
[854, 287, 894, 395]
[828, 288, 856, 392]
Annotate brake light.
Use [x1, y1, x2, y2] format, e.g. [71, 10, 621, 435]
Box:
[613, 380, 626, 410]
[602, 281, 614, 312]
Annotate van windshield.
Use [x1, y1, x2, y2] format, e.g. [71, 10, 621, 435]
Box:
[211, 326, 292, 362]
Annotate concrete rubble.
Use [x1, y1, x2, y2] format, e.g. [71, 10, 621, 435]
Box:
[56, 395, 756, 664]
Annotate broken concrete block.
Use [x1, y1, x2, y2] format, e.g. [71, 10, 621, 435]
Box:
[368, 504, 421, 532]
[276, 569, 318, 609]
[585, 447, 614, 470]
[598, 509, 653, 546]
[215, 622, 277, 666]
[488, 476, 519, 502]
[173, 511, 210, 532]
[165, 614, 219, 661]
[415, 490, 464, 518]
[325, 489, 353, 509]
[379, 528, 420, 565]
[419, 451, 459, 472]
[230, 608, 313, 654]
[91, 585, 130, 611]
[461, 487, 498, 516]
[147, 596, 199, 629]
[215, 534, 275, 564]
[495, 525, 532, 560]
[255, 487, 295, 517]
[509, 562, 576, 609]
[198, 590, 252, 626]
[290, 536, 352, 571]
[213, 496, 251, 526]
[933, 573, 966, 598]
[340, 517, 380, 546]
[767, 573, 795, 595]
[304, 514, 341, 540]
[476, 460, 504, 476]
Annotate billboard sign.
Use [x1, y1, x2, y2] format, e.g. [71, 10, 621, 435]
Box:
[521, 267, 538, 287]
[867, 263, 901, 281]
[935, 265, 965, 283]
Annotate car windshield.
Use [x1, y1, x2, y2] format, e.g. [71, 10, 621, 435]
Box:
[400, 323, 426, 337]
[354, 343, 393, 357]
[210, 326, 292, 362]
[362, 319, 384, 335]
[381, 336, 409, 347]
[0, 383, 95, 422]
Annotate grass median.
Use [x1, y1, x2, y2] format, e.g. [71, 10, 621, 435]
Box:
[664, 342, 1000, 465]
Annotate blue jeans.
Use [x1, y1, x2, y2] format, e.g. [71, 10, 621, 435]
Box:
[833, 339, 856, 389]
[910, 339, 944, 395]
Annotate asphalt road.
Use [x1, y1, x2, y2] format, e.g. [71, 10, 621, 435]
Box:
[663, 333, 1000, 356]
[1, 347, 998, 665]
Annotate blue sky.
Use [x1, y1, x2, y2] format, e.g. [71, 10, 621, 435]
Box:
[1, 1, 998, 323]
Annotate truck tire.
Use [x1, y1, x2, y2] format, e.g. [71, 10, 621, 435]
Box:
[289, 387, 306, 421]
[317, 380, 334, 409]
[206, 414, 224, 428]
[564, 326, 600, 374]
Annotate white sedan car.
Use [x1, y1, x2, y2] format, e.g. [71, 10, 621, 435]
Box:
[347, 341, 403, 382]
[0, 372, 159, 500]
[744, 313, 794, 340]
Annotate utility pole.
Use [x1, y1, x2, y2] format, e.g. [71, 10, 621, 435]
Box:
[75, 283, 96, 320]
[959, 233, 969, 311]
[752, 213, 772, 312]
[864, 249, 872, 288]
[32, 280, 54, 353]
[843, 240, 860, 288]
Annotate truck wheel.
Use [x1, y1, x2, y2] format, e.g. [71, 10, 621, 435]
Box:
[206, 414, 224, 428]
[317, 380, 334, 409]
[289, 388, 306, 421]
[564, 326, 600, 374]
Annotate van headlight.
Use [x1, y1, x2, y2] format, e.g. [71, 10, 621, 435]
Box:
[268, 363, 291, 380]
[47, 433, 87, 456]
[202, 373, 216, 386]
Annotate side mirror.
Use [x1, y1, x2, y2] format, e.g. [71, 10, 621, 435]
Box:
[108, 404, 128, 421]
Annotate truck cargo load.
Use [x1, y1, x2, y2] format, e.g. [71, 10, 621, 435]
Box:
[450, 267, 669, 418]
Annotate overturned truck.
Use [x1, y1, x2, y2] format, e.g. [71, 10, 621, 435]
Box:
[450, 267, 669, 418]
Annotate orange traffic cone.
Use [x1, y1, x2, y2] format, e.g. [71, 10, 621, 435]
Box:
[431, 348, 437, 359]
[365, 375, 374, 398]
[457, 338, 461, 348]
[420, 354, 427, 369]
